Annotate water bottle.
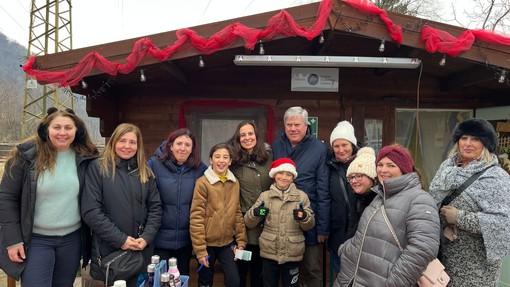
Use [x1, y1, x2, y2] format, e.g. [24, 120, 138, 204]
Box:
[143, 263, 156, 287]
[151, 254, 160, 264]
[168, 257, 181, 287]
[160, 272, 171, 287]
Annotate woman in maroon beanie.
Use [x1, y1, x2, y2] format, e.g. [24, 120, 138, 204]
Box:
[335, 144, 441, 287]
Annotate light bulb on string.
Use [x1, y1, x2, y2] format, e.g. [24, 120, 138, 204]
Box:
[439, 54, 446, 66]
[259, 41, 265, 55]
[319, 33, 325, 44]
[140, 70, 146, 82]
[80, 80, 88, 89]
[498, 70, 507, 84]
[378, 40, 385, 52]
[199, 56, 205, 68]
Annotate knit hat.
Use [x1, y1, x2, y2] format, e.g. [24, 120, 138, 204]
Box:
[451, 118, 498, 153]
[347, 147, 377, 179]
[376, 145, 414, 174]
[269, 158, 298, 179]
[330, 121, 357, 146]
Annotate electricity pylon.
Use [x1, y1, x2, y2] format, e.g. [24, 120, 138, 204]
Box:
[21, 0, 73, 138]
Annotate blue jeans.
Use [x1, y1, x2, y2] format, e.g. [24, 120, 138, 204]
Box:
[21, 229, 81, 287]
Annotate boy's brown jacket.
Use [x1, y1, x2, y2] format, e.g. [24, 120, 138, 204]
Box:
[190, 166, 247, 259]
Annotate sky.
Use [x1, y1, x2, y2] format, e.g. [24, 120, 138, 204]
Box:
[0, 0, 477, 50]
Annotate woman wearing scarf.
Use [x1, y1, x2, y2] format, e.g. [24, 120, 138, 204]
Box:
[429, 118, 510, 287]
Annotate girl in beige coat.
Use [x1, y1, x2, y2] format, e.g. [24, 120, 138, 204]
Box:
[245, 158, 315, 287]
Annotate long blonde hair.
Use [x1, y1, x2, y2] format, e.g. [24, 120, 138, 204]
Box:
[98, 123, 153, 183]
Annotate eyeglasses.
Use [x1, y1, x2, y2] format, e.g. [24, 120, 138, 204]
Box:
[347, 173, 365, 182]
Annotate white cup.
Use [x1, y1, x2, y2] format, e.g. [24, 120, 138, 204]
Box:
[112, 280, 127, 287]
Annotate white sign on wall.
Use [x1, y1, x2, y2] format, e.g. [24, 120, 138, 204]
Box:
[291, 67, 339, 92]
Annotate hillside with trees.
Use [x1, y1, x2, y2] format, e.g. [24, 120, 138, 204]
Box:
[0, 33, 103, 145]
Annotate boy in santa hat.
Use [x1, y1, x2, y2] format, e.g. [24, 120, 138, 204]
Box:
[244, 158, 315, 287]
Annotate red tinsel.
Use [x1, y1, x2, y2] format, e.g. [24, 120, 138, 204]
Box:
[21, 0, 510, 87]
[23, 0, 334, 87]
[420, 25, 510, 57]
[342, 0, 403, 44]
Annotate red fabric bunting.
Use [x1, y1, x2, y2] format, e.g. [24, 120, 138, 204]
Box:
[420, 25, 510, 57]
[23, 0, 334, 87]
[21, 0, 510, 87]
[342, 0, 403, 44]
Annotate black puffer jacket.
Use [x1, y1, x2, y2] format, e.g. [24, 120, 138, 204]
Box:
[81, 158, 162, 281]
[326, 154, 356, 254]
[0, 141, 96, 280]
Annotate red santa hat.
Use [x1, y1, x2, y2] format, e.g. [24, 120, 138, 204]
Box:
[269, 158, 298, 179]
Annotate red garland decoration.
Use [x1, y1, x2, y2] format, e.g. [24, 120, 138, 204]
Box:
[22, 0, 334, 87]
[420, 25, 510, 57]
[342, 0, 403, 44]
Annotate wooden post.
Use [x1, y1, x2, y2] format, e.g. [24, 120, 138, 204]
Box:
[7, 276, 16, 287]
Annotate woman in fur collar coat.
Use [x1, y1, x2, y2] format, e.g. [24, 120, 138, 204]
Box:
[429, 118, 510, 287]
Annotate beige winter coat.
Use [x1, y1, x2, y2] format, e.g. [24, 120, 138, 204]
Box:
[190, 167, 247, 259]
[244, 183, 315, 264]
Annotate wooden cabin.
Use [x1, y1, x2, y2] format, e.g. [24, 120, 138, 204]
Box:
[30, 0, 510, 183]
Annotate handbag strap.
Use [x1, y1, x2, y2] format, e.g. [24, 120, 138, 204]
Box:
[440, 166, 491, 207]
[381, 205, 404, 252]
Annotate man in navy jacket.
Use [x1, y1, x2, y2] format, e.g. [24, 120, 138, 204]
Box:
[272, 106, 330, 287]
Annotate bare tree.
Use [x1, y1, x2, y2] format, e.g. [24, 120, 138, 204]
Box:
[374, 0, 443, 20]
[442, 0, 510, 33]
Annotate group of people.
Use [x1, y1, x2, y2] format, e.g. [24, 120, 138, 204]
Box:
[0, 105, 508, 287]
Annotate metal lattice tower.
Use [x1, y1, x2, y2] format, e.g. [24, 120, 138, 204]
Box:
[21, 0, 73, 138]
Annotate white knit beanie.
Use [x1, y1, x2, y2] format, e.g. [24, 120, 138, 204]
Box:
[346, 147, 377, 179]
[330, 121, 357, 147]
[269, 158, 298, 179]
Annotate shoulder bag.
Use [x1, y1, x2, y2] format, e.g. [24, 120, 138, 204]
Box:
[96, 183, 146, 286]
[381, 205, 450, 287]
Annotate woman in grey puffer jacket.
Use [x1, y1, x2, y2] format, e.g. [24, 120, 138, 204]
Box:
[335, 145, 440, 287]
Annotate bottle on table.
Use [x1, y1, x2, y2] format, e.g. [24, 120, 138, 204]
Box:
[151, 254, 160, 264]
[143, 263, 156, 287]
[160, 272, 174, 287]
[168, 257, 181, 287]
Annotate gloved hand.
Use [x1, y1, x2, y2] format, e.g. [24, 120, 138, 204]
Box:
[293, 201, 307, 221]
[440, 205, 458, 225]
[253, 200, 269, 219]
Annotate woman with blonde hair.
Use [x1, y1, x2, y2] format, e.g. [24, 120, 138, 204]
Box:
[430, 118, 510, 287]
[82, 123, 162, 287]
[0, 107, 98, 286]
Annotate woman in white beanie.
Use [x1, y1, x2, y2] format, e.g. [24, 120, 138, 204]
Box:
[326, 121, 360, 276]
[344, 147, 377, 238]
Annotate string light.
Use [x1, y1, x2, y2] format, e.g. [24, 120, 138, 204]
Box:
[80, 80, 88, 89]
[439, 54, 446, 66]
[140, 70, 146, 82]
[319, 32, 325, 44]
[199, 56, 205, 68]
[498, 70, 507, 84]
[378, 40, 385, 52]
[259, 41, 265, 55]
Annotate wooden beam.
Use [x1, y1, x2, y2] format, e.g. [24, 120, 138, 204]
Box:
[161, 62, 188, 85]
